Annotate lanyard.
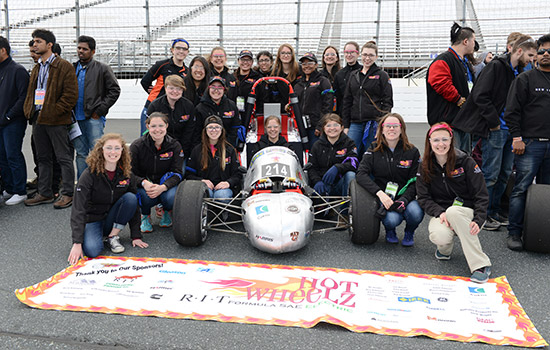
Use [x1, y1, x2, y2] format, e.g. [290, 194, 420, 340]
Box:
[449, 47, 473, 82]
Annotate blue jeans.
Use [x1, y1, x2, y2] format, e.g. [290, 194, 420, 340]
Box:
[307, 128, 319, 150]
[207, 188, 233, 200]
[348, 122, 376, 160]
[453, 128, 471, 154]
[508, 139, 550, 237]
[0, 118, 27, 195]
[140, 106, 148, 136]
[329, 171, 355, 197]
[137, 186, 177, 216]
[82, 193, 137, 258]
[382, 200, 424, 232]
[481, 129, 514, 217]
[73, 118, 105, 179]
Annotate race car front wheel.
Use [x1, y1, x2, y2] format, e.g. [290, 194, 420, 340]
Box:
[173, 180, 209, 246]
[349, 179, 380, 244]
[523, 184, 550, 253]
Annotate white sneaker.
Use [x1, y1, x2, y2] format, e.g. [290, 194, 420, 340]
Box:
[2, 190, 13, 200]
[108, 236, 125, 253]
[5, 194, 27, 205]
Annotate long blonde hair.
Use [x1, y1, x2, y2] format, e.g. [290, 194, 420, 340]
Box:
[271, 43, 300, 83]
[87, 133, 131, 177]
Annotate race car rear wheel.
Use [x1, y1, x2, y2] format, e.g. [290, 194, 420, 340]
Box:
[173, 180, 209, 246]
[523, 184, 550, 253]
[349, 179, 380, 244]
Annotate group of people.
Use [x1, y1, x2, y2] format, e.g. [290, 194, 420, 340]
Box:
[1, 24, 548, 283]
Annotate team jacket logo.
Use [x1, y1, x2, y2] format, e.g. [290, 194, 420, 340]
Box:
[450, 167, 464, 177]
[117, 179, 129, 187]
[473, 164, 482, 173]
[309, 81, 320, 87]
[246, 78, 255, 84]
[225, 156, 231, 164]
[179, 150, 184, 157]
[290, 231, 299, 241]
[223, 111, 234, 118]
[229, 81, 236, 87]
[180, 114, 190, 121]
[159, 151, 173, 159]
[398, 160, 412, 168]
[336, 148, 347, 156]
[369, 75, 380, 79]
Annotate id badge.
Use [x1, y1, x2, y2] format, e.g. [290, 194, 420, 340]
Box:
[385, 181, 399, 199]
[237, 96, 245, 112]
[35, 89, 46, 105]
[452, 197, 464, 207]
[467, 81, 474, 92]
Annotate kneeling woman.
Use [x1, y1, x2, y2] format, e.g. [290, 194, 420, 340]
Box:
[356, 113, 424, 246]
[187, 115, 240, 200]
[130, 112, 184, 233]
[68, 134, 148, 265]
[309, 114, 358, 199]
[417, 122, 492, 283]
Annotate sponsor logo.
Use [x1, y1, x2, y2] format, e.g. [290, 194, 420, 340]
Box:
[450, 167, 464, 177]
[255, 235, 274, 242]
[70, 279, 96, 285]
[117, 179, 129, 187]
[468, 287, 485, 294]
[92, 263, 121, 269]
[271, 156, 281, 162]
[255, 205, 268, 215]
[159, 270, 185, 274]
[159, 151, 173, 159]
[426, 306, 444, 311]
[398, 296, 430, 304]
[437, 297, 448, 302]
[290, 231, 299, 241]
[180, 114, 190, 121]
[477, 317, 495, 323]
[427, 315, 456, 323]
[157, 280, 173, 284]
[387, 308, 411, 312]
[398, 160, 412, 168]
[114, 275, 143, 283]
[286, 205, 300, 214]
[196, 267, 214, 273]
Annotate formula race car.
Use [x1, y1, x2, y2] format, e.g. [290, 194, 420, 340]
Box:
[172, 146, 382, 253]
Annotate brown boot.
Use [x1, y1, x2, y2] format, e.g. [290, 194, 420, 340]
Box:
[53, 195, 73, 209]
[24, 193, 55, 206]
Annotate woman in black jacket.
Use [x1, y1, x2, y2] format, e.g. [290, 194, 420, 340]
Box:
[208, 47, 237, 101]
[356, 113, 423, 246]
[342, 41, 393, 159]
[416, 122, 492, 284]
[68, 134, 148, 265]
[147, 74, 196, 159]
[255, 50, 273, 77]
[184, 56, 211, 106]
[187, 115, 240, 200]
[130, 113, 184, 233]
[294, 52, 334, 149]
[320, 45, 341, 86]
[309, 113, 358, 198]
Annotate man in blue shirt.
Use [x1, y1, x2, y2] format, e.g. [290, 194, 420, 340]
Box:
[73, 35, 121, 178]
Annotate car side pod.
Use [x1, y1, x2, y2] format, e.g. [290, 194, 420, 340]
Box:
[243, 192, 313, 254]
[348, 179, 380, 244]
[523, 184, 550, 253]
[173, 180, 209, 246]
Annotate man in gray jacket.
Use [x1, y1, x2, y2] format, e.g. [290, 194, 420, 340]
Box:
[73, 35, 120, 178]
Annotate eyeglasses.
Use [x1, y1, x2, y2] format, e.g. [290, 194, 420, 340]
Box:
[300, 62, 316, 67]
[212, 54, 226, 58]
[383, 123, 401, 129]
[429, 137, 451, 144]
[206, 126, 222, 131]
[343, 50, 358, 55]
[280, 51, 292, 56]
[362, 53, 376, 58]
[258, 59, 271, 63]
[209, 85, 224, 91]
[537, 48, 550, 55]
[324, 53, 337, 57]
[191, 65, 205, 71]
[103, 146, 122, 152]
[173, 46, 189, 52]
[166, 86, 183, 92]
[266, 125, 280, 130]
[325, 122, 341, 128]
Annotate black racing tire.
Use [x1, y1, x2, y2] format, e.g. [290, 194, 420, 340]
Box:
[348, 179, 380, 244]
[523, 184, 550, 253]
[173, 180, 209, 247]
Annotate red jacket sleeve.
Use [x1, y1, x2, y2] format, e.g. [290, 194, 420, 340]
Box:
[428, 60, 461, 103]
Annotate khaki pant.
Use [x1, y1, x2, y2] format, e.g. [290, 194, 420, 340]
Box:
[428, 206, 491, 273]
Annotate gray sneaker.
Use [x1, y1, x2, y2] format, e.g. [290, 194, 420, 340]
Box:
[490, 214, 509, 226]
[435, 249, 451, 260]
[507, 234, 523, 251]
[482, 218, 500, 231]
[108, 236, 125, 254]
[470, 266, 491, 283]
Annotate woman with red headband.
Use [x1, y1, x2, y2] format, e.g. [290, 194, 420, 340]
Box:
[416, 122, 492, 283]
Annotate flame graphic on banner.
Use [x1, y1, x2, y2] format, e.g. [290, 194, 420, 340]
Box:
[204, 277, 308, 297]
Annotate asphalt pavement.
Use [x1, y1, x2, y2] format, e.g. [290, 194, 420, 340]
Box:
[2, 120, 549, 350]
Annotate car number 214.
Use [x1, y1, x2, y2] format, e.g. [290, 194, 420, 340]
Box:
[261, 163, 291, 177]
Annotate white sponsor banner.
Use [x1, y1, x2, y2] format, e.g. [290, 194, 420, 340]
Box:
[16, 256, 547, 347]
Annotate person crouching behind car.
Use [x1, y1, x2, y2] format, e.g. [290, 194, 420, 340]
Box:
[186, 115, 240, 204]
[416, 122, 492, 284]
[356, 113, 424, 246]
[130, 112, 184, 233]
[308, 113, 358, 222]
[68, 134, 148, 265]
